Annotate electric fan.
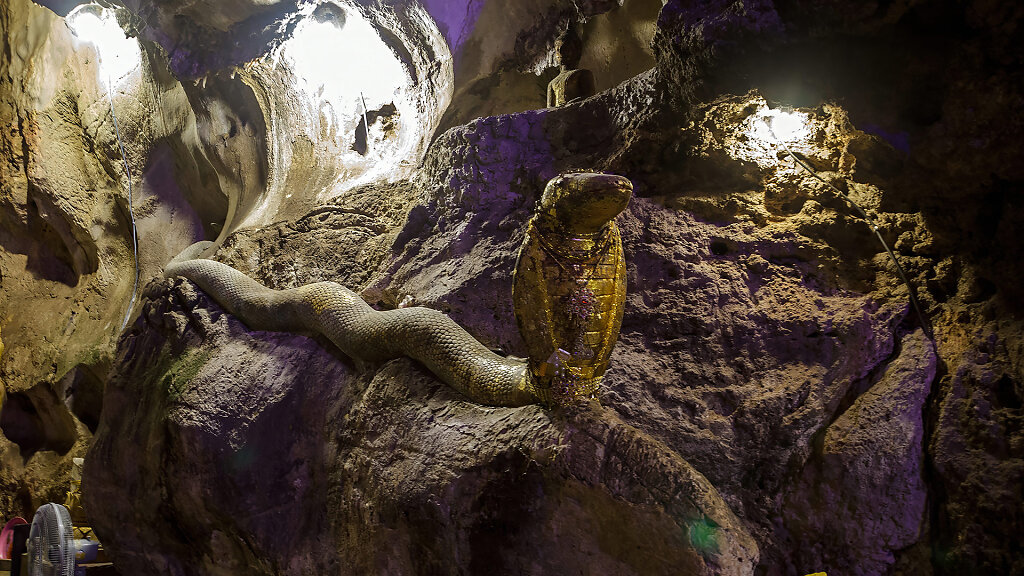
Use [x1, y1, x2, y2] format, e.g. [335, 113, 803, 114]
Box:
[26, 503, 74, 576]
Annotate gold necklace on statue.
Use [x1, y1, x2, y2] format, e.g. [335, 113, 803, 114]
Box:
[533, 223, 614, 402]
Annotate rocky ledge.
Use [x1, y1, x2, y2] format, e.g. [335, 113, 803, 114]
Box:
[85, 277, 758, 575]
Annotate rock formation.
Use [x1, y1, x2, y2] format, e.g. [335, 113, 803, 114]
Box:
[0, 0, 1021, 574]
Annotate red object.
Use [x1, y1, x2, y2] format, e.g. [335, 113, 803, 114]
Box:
[0, 517, 28, 560]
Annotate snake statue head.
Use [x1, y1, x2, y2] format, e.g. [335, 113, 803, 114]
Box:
[536, 171, 633, 235]
[514, 171, 633, 406]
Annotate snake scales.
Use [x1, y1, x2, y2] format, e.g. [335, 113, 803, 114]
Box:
[164, 172, 631, 407]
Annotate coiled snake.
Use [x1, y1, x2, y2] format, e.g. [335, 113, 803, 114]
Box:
[164, 172, 632, 407]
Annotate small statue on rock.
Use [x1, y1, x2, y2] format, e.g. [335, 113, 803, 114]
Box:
[546, 22, 596, 108]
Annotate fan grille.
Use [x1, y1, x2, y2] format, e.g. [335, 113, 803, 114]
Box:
[27, 503, 74, 576]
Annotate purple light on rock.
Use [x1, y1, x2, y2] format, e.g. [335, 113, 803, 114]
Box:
[418, 0, 484, 53]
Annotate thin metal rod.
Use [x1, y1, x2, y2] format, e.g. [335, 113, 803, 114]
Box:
[359, 91, 370, 153]
[768, 123, 932, 339]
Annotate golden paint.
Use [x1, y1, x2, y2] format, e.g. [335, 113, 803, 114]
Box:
[513, 172, 631, 406]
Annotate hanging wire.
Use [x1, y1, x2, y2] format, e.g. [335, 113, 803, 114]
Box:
[103, 71, 140, 332]
[766, 120, 933, 340]
[65, 6, 141, 332]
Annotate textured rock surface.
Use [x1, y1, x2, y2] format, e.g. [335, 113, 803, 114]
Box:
[1, 0, 1021, 574]
[784, 330, 936, 575]
[0, 0, 448, 522]
[87, 79, 932, 574]
[0, 0, 218, 515]
[87, 277, 758, 575]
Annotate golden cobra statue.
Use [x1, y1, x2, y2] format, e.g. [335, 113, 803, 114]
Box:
[513, 171, 631, 405]
[164, 172, 631, 407]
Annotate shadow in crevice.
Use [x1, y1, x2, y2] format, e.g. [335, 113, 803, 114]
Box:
[25, 201, 81, 286]
[60, 363, 107, 434]
[0, 382, 78, 460]
[0, 196, 82, 288]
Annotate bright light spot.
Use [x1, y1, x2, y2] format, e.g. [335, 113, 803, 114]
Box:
[687, 518, 719, 554]
[65, 4, 141, 88]
[724, 102, 813, 168]
[768, 109, 809, 142]
[275, 6, 418, 189]
[285, 15, 406, 122]
[748, 108, 810, 145]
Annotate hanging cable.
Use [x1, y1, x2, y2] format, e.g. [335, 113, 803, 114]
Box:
[65, 4, 141, 333]
[104, 73, 140, 332]
[766, 121, 932, 339]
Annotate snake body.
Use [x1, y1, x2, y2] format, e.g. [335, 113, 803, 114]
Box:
[164, 172, 631, 407]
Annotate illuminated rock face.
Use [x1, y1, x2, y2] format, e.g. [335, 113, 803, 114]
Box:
[0, 0, 221, 516]
[1, 0, 1023, 575]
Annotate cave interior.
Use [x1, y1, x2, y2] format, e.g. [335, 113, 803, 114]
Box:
[0, 0, 1022, 574]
